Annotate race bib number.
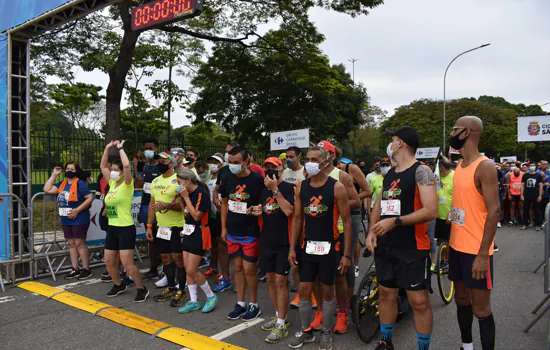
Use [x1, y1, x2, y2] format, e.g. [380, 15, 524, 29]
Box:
[305, 241, 331, 256]
[438, 196, 447, 204]
[106, 205, 118, 219]
[381, 200, 401, 216]
[266, 205, 273, 211]
[450, 207, 466, 226]
[182, 224, 196, 236]
[229, 200, 247, 214]
[513, 183, 521, 189]
[157, 226, 172, 240]
[144, 182, 152, 194]
[58, 208, 71, 217]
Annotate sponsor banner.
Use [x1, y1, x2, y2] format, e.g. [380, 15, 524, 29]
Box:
[500, 156, 517, 163]
[270, 128, 309, 150]
[517, 115, 550, 142]
[415, 147, 440, 159]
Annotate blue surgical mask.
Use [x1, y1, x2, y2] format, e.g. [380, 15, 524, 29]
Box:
[229, 163, 243, 175]
[176, 185, 181, 193]
[530, 166, 536, 172]
[144, 150, 155, 159]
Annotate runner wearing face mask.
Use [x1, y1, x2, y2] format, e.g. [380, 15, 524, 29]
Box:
[507, 166, 523, 226]
[368, 158, 391, 218]
[288, 146, 352, 350]
[367, 157, 382, 187]
[520, 164, 543, 231]
[282, 146, 305, 185]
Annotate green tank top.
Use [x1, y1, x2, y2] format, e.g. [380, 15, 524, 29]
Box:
[328, 167, 344, 233]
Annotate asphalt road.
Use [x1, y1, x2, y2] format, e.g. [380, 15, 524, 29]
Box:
[0, 226, 548, 350]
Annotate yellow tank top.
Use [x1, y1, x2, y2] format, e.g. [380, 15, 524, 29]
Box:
[450, 156, 493, 255]
[328, 167, 344, 233]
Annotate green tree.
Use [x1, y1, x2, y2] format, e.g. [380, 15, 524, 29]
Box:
[48, 82, 104, 131]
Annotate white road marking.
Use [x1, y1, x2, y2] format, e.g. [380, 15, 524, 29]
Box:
[0, 296, 16, 304]
[210, 317, 265, 340]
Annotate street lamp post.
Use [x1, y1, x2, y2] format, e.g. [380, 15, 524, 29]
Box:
[443, 44, 490, 152]
[349, 58, 358, 85]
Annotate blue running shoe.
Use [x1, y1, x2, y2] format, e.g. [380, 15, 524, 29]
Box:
[257, 269, 266, 282]
[242, 304, 262, 322]
[215, 276, 232, 293]
[228, 304, 247, 320]
[178, 301, 201, 314]
[202, 295, 218, 313]
[199, 257, 210, 269]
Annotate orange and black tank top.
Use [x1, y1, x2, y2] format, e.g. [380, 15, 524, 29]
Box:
[450, 156, 493, 256]
[379, 161, 430, 251]
[300, 177, 340, 248]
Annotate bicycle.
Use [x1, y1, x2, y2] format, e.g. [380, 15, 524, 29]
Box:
[352, 261, 380, 343]
[435, 241, 454, 304]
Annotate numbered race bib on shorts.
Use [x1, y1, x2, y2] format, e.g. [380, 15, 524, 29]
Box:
[450, 207, 466, 226]
[143, 182, 152, 194]
[182, 224, 195, 236]
[228, 200, 247, 214]
[438, 196, 447, 204]
[58, 208, 71, 217]
[381, 200, 401, 216]
[305, 241, 331, 256]
[157, 226, 172, 240]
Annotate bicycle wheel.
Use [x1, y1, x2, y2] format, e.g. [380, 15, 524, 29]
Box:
[436, 242, 454, 304]
[353, 270, 380, 343]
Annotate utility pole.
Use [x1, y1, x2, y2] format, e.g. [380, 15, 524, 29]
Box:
[349, 58, 358, 85]
[167, 33, 174, 145]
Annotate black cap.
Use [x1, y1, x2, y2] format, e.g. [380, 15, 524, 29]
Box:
[386, 126, 420, 150]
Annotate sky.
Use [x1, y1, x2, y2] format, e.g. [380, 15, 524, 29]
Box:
[71, 0, 550, 127]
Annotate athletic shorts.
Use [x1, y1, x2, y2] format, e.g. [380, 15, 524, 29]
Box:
[511, 195, 521, 202]
[299, 249, 339, 286]
[434, 218, 451, 241]
[105, 225, 136, 251]
[260, 244, 290, 276]
[62, 224, 89, 240]
[449, 246, 494, 290]
[374, 246, 431, 291]
[181, 228, 205, 257]
[209, 213, 221, 238]
[227, 235, 259, 263]
[156, 226, 183, 254]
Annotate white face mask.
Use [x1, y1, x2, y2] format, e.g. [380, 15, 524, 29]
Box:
[110, 171, 121, 181]
[386, 141, 397, 159]
[380, 166, 391, 176]
[210, 164, 219, 173]
[305, 162, 323, 176]
[229, 163, 243, 175]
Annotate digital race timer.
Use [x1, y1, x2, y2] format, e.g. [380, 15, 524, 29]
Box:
[131, 0, 202, 31]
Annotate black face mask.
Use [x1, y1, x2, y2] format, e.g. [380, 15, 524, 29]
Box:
[450, 128, 468, 150]
[374, 166, 381, 173]
[65, 171, 76, 179]
[265, 169, 279, 180]
[332, 158, 339, 167]
[157, 163, 171, 174]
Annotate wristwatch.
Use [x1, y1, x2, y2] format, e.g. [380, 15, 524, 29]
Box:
[394, 216, 402, 227]
[272, 189, 280, 196]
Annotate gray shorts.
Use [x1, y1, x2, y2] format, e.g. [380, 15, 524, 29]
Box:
[346, 211, 362, 288]
[427, 219, 436, 254]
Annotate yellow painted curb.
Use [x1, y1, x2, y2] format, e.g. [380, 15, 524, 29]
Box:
[17, 281, 246, 350]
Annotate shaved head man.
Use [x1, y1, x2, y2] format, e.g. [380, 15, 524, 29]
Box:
[448, 116, 499, 350]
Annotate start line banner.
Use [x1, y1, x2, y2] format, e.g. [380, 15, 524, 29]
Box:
[517, 115, 550, 142]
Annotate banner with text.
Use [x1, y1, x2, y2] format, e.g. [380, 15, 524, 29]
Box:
[500, 156, 517, 163]
[517, 115, 550, 142]
[415, 147, 440, 159]
[270, 128, 310, 151]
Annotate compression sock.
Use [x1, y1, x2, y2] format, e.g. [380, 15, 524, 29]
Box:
[298, 300, 312, 330]
[188, 284, 198, 302]
[416, 332, 431, 350]
[478, 314, 496, 350]
[322, 299, 336, 331]
[164, 263, 176, 288]
[457, 304, 474, 344]
[177, 266, 186, 290]
[200, 281, 215, 298]
[380, 322, 394, 343]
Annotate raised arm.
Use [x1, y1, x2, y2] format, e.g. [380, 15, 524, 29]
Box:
[100, 141, 116, 182]
[117, 141, 132, 185]
[44, 166, 62, 194]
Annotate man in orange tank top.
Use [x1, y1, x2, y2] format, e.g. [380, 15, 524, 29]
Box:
[506, 166, 523, 226]
[448, 116, 500, 350]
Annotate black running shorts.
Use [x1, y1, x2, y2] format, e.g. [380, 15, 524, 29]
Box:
[260, 244, 290, 276]
[105, 225, 136, 251]
[448, 246, 494, 290]
[156, 226, 183, 254]
[181, 228, 205, 257]
[374, 246, 431, 291]
[299, 249, 339, 286]
[434, 218, 451, 240]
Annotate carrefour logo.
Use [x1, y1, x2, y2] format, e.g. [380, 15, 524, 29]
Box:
[274, 137, 284, 145]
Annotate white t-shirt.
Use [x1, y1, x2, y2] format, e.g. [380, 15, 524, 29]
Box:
[282, 166, 305, 185]
[207, 177, 218, 213]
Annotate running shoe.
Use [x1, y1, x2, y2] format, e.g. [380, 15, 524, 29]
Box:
[228, 304, 247, 320]
[215, 276, 232, 293]
[310, 310, 323, 331]
[497, 222, 502, 228]
[101, 274, 113, 283]
[101, 270, 110, 278]
[375, 340, 395, 350]
[288, 329, 315, 349]
[64, 267, 80, 280]
[178, 301, 201, 314]
[354, 266, 360, 278]
[202, 295, 218, 313]
[155, 275, 168, 288]
[242, 304, 261, 322]
[142, 269, 159, 281]
[430, 263, 436, 273]
[199, 257, 210, 268]
[333, 312, 348, 334]
[170, 290, 187, 307]
[508, 221, 514, 227]
[265, 323, 288, 344]
[319, 329, 333, 350]
[493, 245, 499, 252]
[261, 317, 290, 331]
[311, 294, 318, 309]
[134, 286, 149, 303]
[153, 287, 177, 302]
[77, 269, 92, 280]
[290, 294, 300, 308]
[106, 283, 127, 297]
[536, 226, 542, 232]
[258, 269, 266, 281]
[204, 268, 219, 279]
[529, 222, 535, 228]
[363, 249, 372, 258]
[520, 225, 527, 231]
[123, 276, 135, 287]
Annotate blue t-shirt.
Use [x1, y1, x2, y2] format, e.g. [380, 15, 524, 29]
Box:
[543, 170, 550, 198]
[55, 180, 92, 226]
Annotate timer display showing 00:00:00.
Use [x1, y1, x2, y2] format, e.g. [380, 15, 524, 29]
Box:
[132, 0, 196, 29]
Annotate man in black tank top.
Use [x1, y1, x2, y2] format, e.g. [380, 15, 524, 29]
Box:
[288, 146, 352, 350]
[366, 127, 438, 350]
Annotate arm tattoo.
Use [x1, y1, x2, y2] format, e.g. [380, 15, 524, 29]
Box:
[415, 165, 437, 186]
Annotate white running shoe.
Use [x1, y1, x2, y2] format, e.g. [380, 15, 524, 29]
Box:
[354, 266, 360, 278]
[497, 222, 502, 228]
[155, 275, 168, 288]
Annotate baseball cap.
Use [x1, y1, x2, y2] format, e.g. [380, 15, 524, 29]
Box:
[208, 155, 224, 164]
[386, 126, 420, 150]
[340, 157, 353, 164]
[317, 140, 336, 153]
[170, 148, 184, 156]
[380, 157, 391, 165]
[154, 151, 175, 162]
[263, 157, 283, 167]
